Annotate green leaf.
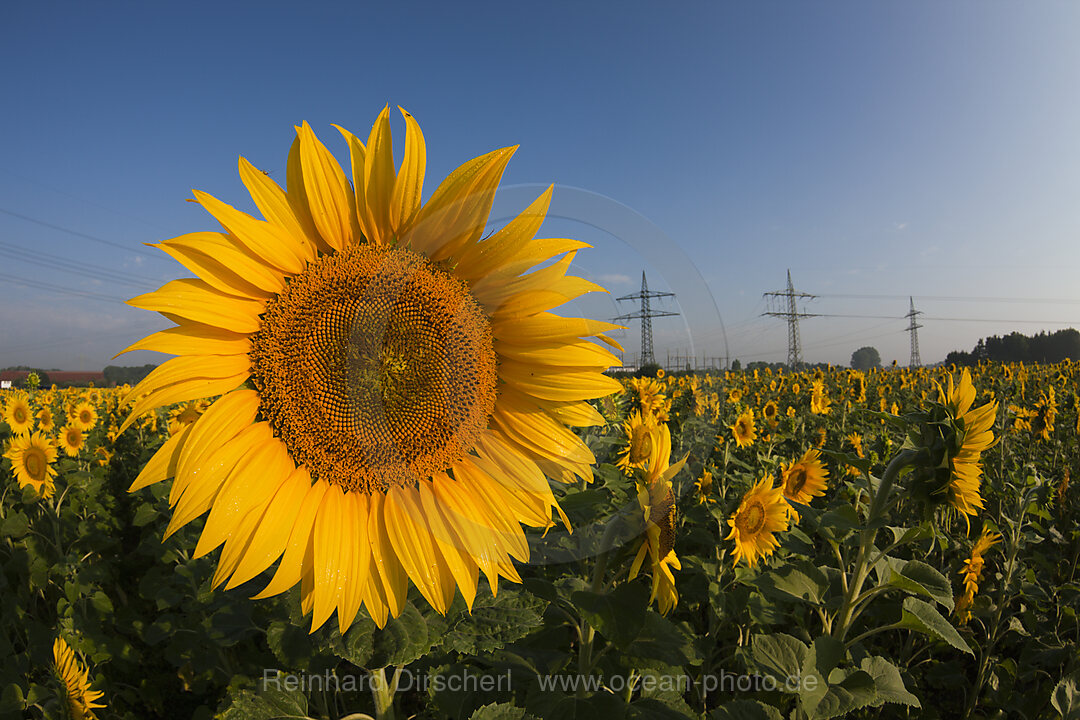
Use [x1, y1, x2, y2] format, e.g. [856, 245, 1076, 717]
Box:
[799, 635, 845, 715]
[708, 700, 784, 720]
[1052, 669, 1080, 720]
[809, 669, 876, 719]
[1, 512, 28, 539]
[816, 506, 860, 542]
[756, 561, 830, 606]
[749, 633, 808, 692]
[571, 582, 648, 651]
[367, 601, 443, 667]
[219, 683, 312, 720]
[858, 656, 921, 708]
[442, 589, 547, 655]
[888, 560, 954, 610]
[132, 502, 158, 527]
[896, 597, 972, 655]
[470, 702, 538, 720]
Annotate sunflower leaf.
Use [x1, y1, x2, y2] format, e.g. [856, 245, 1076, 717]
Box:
[896, 597, 973, 655]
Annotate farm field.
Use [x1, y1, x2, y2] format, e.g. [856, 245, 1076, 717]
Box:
[2, 361, 1078, 719]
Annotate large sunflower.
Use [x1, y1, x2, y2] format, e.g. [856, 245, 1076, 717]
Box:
[3, 394, 34, 435]
[938, 369, 997, 520]
[780, 447, 828, 520]
[8, 431, 58, 498]
[120, 108, 622, 631]
[726, 476, 789, 568]
[52, 637, 106, 720]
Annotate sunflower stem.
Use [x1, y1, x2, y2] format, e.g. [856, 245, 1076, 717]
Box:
[370, 667, 396, 720]
[831, 449, 919, 642]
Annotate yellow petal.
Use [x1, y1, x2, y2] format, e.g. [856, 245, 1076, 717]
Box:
[192, 189, 307, 274]
[154, 232, 286, 297]
[172, 390, 260, 503]
[286, 135, 334, 254]
[311, 484, 349, 631]
[114, 322, 250, 359]
[225, 466, 314, 589]
[418, 479, 478, 611]
[384, 486, 454, 615]
[403, 146, 516, 261]
[128, 423, 191, 492]
[253, 479, 329, 599]
[389, 107, 426, 236]
[361, 106, 396, 246]
[366, 491, 408, 618]
[492, 312, 623, 347]
[455, 186, 551, 282]
[120, 372, 248, 435]
[124, 354, 250, 406]
[194, 426, 293, 558]
[498, 360, 623, 402]
[497, 338, 619, 369]
[127, 278, 264, 335]
[238, 156, 318, 261]
[297, 121, 359, 252]
[337, 491, 370, 631]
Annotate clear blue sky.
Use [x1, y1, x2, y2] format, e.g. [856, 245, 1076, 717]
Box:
[2, 1, 1079, 370]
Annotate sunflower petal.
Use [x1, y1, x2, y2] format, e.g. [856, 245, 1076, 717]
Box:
[128, 278, 264, 335]
[238, 156, 317, 261]
[389, 107, 426, 236]
[191, 190, 307, 274]
[253, 480, 329, 599]
[297, 121, 359, 252]
[361, 106, 396, 246]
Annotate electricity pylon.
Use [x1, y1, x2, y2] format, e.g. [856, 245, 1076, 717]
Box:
[906, 296, 923, 368]
[763, 269, 817, 369]
[615, 271, 678, 366]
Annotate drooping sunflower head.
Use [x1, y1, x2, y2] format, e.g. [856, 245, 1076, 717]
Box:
[726, 475, 790, 568]
[781, 447, 828, 508]
[36, 407, 55, 433]
[52, 638, 106, 720]
[121, 108, 623, 632]
[731, 407, 757, 448]
[3, 394, 34, 435]
[616, 410, 657, 474]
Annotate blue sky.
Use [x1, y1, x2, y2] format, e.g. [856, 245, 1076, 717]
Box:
[2, 1, 1079, 370]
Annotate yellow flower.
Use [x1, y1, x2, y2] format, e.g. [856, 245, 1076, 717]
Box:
[36, 407, 55, 433]
[70, 401, 98, 432]
[8, 431, 57, 498]
[167, 400, 207, 436]
[3, 394, 34, 435]
[726, 476, 790, 568]
[628, 422, 686, 614]
[120, 108, 622, 632]
[695, 470, 714, 504]
[616, 410, 657, 475]
[955, 527, 1001, 624]
[53, 637, 106, 719]
[810, 380, 831, 415]
[781, 448, 828, 519]
[938, 369, 997, 521]
[58, 425, 85, 458]
[730, 408, 757, 448]
[762, 400, 779, 427]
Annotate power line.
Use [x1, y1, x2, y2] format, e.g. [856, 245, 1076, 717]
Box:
[0, 273, 129, 304]
[0, 206, 161, 258]
[0, 242, 158, 288]
[819, 292, 1080, 306]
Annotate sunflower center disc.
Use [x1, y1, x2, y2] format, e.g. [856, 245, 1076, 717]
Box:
[250, 246, 498, 493]
[738, 501, 766, 534]
[787, 468, 807, 495]
[24, 449, 45, 482]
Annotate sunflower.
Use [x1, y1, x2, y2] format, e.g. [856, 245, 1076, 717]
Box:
[938, 369, 997, 521]
[761, 400, 779, 428]
[58, 425, 85, 458]
[781, 448, 828, 520]
[628, 422, 686, 614]
[70, 401, 98, 432]
[37, 407, 55, 433]
[730, 407, 757, 448]
[726, 475, 790, 568]
[168, 400, 207, 436]
[120, 108, 622, 632]
[8, 431, 57, 498]
[810, 380, 831, 415]
[616, 409, 657, 475]
[694, 469, 714, 504]
[52, 637, 106, 720]
[954, 527, 1001, 624]
[3, 394, 34, 435]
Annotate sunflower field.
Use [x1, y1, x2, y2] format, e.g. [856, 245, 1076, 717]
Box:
[2, 361, 1079, 720]
[2, 112, 1079, 720]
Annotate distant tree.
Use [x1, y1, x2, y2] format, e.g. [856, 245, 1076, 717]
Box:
[103, 364, 158, 386]
[635, 363, 662, 379]
[945, 328, 1080, 365]
[850, 346, 881, 370]
[730, 359, 742, 371]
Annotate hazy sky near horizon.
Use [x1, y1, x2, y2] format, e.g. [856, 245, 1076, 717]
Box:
[2, 1, 1079, 370]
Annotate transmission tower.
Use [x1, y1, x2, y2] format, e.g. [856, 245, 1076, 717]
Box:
[906, 296, 923, 368]
[763, 269, 817, 369]
[614, 271, 679, 366]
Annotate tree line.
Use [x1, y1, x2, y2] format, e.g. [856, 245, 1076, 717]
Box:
[945, 328, 1080, 365]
